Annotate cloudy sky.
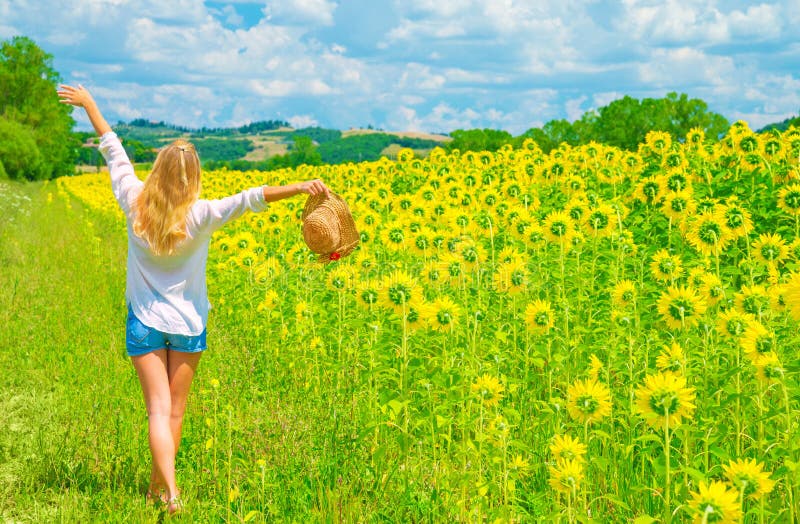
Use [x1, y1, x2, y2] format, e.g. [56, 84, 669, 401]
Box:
[2, 0, 799, 134]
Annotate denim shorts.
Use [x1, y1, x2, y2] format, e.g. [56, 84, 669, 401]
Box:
[126, 305, 207, 357]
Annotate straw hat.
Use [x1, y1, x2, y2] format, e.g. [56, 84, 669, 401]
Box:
[301, 192, 359, 263]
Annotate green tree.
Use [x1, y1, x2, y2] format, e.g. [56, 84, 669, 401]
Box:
[289, 136, 322, 166]
[447, 129, 513, 152]
[0, 36, 77, 179]
[0, 117, 44, 180]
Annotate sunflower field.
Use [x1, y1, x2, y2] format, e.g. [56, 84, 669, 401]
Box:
[56, 121, 800, 522]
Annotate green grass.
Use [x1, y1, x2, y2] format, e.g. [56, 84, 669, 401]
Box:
[0, 182, 418, 522]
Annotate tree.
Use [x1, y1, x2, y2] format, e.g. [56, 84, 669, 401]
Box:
[447, 129, 514, 152]
[0, 36, 77, 179]
[288, 136, 322, 166]
[0, 117, 44, 180]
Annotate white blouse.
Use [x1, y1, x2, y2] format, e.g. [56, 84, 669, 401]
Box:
[99, 132, 267, 335]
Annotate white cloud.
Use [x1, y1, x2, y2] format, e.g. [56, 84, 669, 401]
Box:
[266, 0, 338, 26]
[638, 47, 736, 87]
[288, 115, 320, 128]
[399, 63, 446, 90]
[565, 96, 588, 121]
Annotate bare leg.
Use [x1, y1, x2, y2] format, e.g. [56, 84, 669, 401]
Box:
[131, 350, 179, 501]
[145, 350, 202, 499]
[167, 350, 202, 457]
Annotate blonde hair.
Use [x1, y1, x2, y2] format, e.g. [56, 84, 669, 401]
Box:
[132, 139, 201, 256]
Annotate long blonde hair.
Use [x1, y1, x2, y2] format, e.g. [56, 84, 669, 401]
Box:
[133, 140, 201, 256]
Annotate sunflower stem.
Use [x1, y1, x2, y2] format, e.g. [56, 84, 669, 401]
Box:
[664, 409, 671, 524]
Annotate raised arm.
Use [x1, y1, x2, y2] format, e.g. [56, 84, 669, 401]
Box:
[57, 84, 112, 136]
[58, 84, 141, 213]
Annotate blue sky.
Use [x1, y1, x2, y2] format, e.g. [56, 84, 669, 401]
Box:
[2, 0, 799, 134]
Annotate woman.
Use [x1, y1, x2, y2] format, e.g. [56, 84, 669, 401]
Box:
[57, 84, 330, 514]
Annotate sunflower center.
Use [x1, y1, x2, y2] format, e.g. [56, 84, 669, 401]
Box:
[388, 229, 404, 244]
[649, 390, 680, 416]
[575, 394, 599, 414]
[590, 212, 609, 230]
[697, 222, 722, 245]
[388, 285, 410, 306]
[668, 298, 694, 321]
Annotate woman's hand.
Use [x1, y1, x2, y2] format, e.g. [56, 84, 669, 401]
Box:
[57, 84, 96, 108]
[298, 179, 331, 197]
[56, 83, 112, 136]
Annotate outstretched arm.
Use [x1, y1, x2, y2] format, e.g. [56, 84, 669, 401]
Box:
[262, 179, 330, 202]
[57, 84, 112, 137]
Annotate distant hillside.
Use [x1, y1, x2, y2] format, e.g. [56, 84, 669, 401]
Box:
[759, 114, 800, 133]
[98, 120, 450, 166]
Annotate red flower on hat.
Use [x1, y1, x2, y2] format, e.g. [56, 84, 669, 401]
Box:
[329, 252, 341, 261]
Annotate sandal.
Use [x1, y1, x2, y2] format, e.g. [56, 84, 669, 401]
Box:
[145, 487, 166, 506]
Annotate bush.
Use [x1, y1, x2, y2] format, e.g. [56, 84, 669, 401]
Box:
[0, 117, 43, 180]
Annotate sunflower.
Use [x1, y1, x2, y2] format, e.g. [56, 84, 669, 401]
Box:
[422, 296, 462, 332]
[326, 265, 354, 292]
[493, 259, 528, 294]
[496, 245, 525, 265]
[722, 458, 776, 501]
[719, 199, 753, 238]
[657, 285, 708, 329]
[688, 480, 743, 524]
[656, 343, 686, 375]
[379, 224, 407, 252]
[583, 203, 617, 238]
[662, 189, 697, 224]
[635, 372, 696, 429]
[751, 232, 789, 266]
[542, 209, 576, 245]
[611, 280, 637, 308]
[438, 253, 465, 284]
[356, 280, 380, 309]
[650, 249, 684, 283]
[644, 130, 672, 154]
[716, 309, 756, 339]
[685, 210, 732, 257]
[471, 374, 505, 407]
[524, 299, 555, 334]
[699, 272, 725, 306]
[548, 459, 584, 494]
[550, 434, 587, 463]
[566, 378, 612, 425]
[295, 300, 311, 323]
[734, 284, 772, 319]
[633, 176, 667, 206]
[380, 271, 421, 315]
[753, 352, 785, 383]
[685, 127, 705, 147]
[410, 227, 435, 258]
[256, 289, 280, 313]
[777, 183, 800, 216]
[740, 321, 777, 366]
[588, 354, 603, 380]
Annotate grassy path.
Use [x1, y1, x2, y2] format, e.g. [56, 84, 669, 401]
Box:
[0, 180, 158, 522]
[0, 181, 376, 523]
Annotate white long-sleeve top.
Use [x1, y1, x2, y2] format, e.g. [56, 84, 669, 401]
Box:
[99, 132, 267, 335]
